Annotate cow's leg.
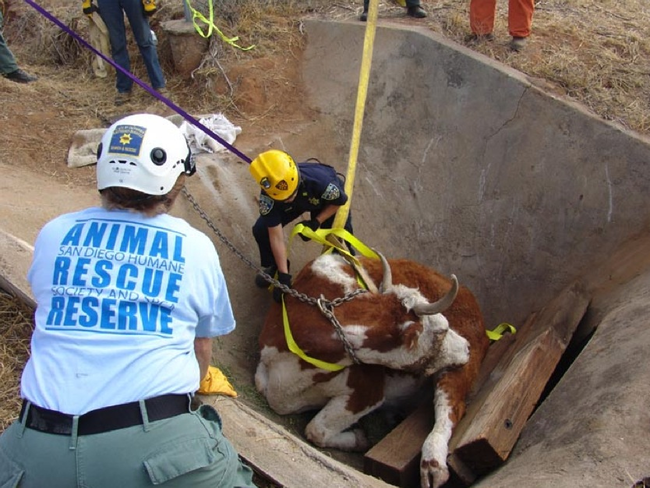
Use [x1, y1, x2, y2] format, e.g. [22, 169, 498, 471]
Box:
[257, 354, 343, 414]
[254, 361, 269, 395]
[305, 365, 385, 451]
[420, 369, 471, 488]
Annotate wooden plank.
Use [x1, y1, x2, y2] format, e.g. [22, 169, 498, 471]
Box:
[471, 314, 535, 396]
[449, 281, 590, 477]
[445, 315, 534, 486]
[361, 317, 524, 488]
[363, 400, 433, 488]
[210, 396, 394, 488]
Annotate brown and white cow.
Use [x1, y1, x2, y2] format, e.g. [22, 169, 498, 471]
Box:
[255, 253, 489, 488]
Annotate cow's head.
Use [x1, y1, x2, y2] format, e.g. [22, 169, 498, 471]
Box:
[376, 253, 470, 375]
[309, 253, 470, 374]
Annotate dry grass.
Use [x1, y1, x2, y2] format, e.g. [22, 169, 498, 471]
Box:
[0, 291, 33, 432]
[4, 0, 649, 134]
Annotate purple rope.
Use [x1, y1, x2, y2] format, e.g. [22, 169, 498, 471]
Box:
[22, 0, 253, 164]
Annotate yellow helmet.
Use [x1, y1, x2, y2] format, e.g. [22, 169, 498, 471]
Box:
[249, 149, 299, 201]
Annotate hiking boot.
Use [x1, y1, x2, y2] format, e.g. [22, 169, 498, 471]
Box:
[3, 69, 37, 83]
[360, 10, 368, 21]
[115, 91, 132, 106]
[510, 36, 527, 52]
[406, 5, 427, 18]
[255, 266, 277, 288]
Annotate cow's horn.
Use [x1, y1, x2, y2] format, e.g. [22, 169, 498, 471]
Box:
[378, 251, 393, 293]
[412, 274, 459, 316]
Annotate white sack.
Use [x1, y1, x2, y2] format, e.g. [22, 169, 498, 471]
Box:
[181, 114, 242, 154]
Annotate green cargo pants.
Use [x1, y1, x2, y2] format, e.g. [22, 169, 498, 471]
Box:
[0, 403, 256, 488]
[0, 11, 19, 75]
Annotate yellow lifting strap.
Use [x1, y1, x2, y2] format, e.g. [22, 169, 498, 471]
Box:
[289, 225, 379, 289]
[486, 322, 517, 341]
[289, 224, 379, 261]
[282, 295, 346, 372]
[184, 0, 255, 51]
[329, 0, 381, 232]
[282, 226, 380, 371]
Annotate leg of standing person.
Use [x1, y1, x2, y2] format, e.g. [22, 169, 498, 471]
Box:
[97, 0, 133, 98]
[0, 11, 19, 75]
[360, 0, 369, 21]
[469, 0, 497, 37]
[0, 10, 36, 83]
[121, 0, 165, 90]
[252, 218, 276, 271]
[508, 0, 535, 51]
[405, 0, 427, 18]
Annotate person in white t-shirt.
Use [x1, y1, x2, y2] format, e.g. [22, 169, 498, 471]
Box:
[0, 113, 257, 488]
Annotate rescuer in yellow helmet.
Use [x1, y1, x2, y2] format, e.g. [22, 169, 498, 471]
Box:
[250, 149, 353, 302]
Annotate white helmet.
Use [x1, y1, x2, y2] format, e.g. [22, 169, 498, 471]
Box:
[96, 114, 195, 195]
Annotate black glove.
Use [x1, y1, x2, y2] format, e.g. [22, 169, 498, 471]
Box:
[298, 218, 320, 242]
[272, 272, 292, 303]
[142, 0, 157, 16]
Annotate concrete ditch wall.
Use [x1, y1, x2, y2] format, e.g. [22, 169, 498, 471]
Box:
[292, 20, 650, 486]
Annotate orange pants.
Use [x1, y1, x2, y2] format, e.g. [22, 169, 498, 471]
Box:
[469, 0, 535, 38]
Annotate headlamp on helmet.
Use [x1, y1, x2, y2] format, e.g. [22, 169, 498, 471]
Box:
[249, 149, 299, 201]
[96, 114, 195, 195]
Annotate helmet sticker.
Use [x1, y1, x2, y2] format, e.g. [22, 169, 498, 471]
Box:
[276, 180, 289, 191]
[108, 124, 146, 157]
[322, 183, 341, 201]
[259, 194, 275, 216]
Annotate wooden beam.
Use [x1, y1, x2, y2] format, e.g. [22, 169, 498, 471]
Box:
[361, 315, 525, 488]
[363, 400, 433, 487]
[448, 281, 590, 478]
[362, 280, 590, 487]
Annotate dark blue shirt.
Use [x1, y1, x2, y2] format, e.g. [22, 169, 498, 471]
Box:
[257, 162, 348, 228]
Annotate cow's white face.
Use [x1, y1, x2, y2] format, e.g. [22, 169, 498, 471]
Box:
[392, 284, 470, 374]
[307, 254, 469, 374]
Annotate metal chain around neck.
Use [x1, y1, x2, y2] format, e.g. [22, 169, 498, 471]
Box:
[317, 298, 360, 364]
[181, 187, 368, 310]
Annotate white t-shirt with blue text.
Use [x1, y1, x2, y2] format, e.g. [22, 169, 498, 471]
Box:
[21, 207, 235, 415]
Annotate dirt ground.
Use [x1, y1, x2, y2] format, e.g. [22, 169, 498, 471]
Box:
[2, 0, 649, 175]
[1, 0, 650, 486]
[1, 0, 648, 193]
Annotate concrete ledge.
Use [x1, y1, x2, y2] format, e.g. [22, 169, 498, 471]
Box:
[0, 229, 35, 308]
[207, 396, 392, 488]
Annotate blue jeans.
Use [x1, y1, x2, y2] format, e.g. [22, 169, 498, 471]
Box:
[97, 0, 165, 93]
